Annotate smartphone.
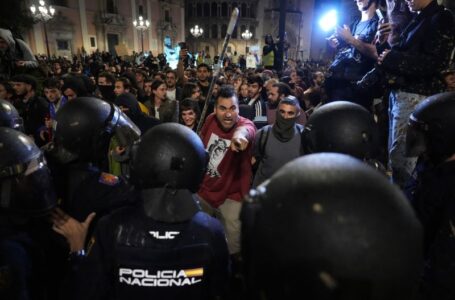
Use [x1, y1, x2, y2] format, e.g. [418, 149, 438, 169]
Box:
[376, 9, 385, 21]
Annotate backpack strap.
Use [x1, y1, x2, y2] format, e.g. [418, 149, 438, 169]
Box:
[258, 125, 271, 159]
[296, 124, 305, 155]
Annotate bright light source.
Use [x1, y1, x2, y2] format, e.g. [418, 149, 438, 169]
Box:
[319, 10, 337, 32]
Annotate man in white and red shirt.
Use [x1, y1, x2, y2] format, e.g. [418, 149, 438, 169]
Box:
[198, 85, 256, 256]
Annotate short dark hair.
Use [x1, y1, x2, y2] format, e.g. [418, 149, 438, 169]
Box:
[180, 98, 201, 118]
[197, 63, 212, 72]
[216, 84, 238, 106]
[116, 77, 132, 91]
[134, 69, 147, 78]
[272, 82, 292, 97]
[152, 72, 165, 81]
[10, 74, 37, 90]
[247, 74, 264, 87]
[182, 82, 198, 99]
[98, 72, 116, 85]
[151, 79, 165, 91]
[279, 95, 301, 110]
[43, 78, 62, 90]
[166, 69, 177, 77]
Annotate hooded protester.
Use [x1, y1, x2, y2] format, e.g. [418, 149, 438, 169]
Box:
[0, 28, 38, 80]
[114, 92, 160, 134]
[252, 96, 304, 187]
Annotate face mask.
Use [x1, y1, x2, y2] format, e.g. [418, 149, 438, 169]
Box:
[272, 110, 298, 142]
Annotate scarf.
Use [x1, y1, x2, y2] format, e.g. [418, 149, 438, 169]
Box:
[272, 110, 297, 142]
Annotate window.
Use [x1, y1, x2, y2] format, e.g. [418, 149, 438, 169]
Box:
[197, 3, 203, 17]
[90, 36, 96, 48]
[187, 4, 193, 17]
[211, 24, 218, 39]
[50, 0, 67, 6]
[221, 24, 227, 37]
[138, 5, 144, 16]
[250, 4, 255, 18]
[221, 3, 228, 17]
[57, 40, 70, 50]
[165, 10, 170, 22]
[211, 3, 217, 17]
[241, 3, 247, 17]
[106, 0, 117, 13]
[204, 3, 210, 17]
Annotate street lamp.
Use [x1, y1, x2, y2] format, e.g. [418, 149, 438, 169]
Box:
[133, 16, 150, 53]
[190, 25, 204, 38]
[30, 0, 55, 59]
[241, 29, 253, 54]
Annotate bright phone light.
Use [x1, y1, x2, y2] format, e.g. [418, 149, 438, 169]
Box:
[319, 10, 338, 32]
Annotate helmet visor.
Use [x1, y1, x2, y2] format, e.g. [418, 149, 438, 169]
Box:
[110, 105, 141, 147]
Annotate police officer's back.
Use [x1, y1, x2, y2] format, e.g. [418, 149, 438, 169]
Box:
[406, 92, 455, 299]
[44, 97, 140, 299]
[69, 123, 229, 300]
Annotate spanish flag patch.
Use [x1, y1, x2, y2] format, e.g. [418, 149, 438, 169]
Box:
[183, 268, 204, 277]
[99, 172, 120, 186]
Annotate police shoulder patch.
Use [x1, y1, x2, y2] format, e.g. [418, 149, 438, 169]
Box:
[99, 172, 120, 186]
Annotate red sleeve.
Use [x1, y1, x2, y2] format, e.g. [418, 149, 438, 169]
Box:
[236, 117, 257, 142]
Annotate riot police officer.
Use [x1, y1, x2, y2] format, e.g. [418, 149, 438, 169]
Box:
[0, 127, 57, 300]
[303, 101, 385, 172]
[64, 123, 229, 300]
[406, 91, 455, 299]
[45, 97, 140, 299]
[48, 96, 140, 221]
[242, 153, 422, 299]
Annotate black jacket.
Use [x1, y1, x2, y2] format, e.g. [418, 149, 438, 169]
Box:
[13, 95, 48, 146]
[381, 1, 455, 95]
[67, 202, 229, 300]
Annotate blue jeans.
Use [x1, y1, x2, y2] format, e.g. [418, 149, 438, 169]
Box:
[388, 90, 427, 189]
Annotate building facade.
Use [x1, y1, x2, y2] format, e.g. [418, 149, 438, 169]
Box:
[25, 0, 185, 57]
[185, 0, 315, 61]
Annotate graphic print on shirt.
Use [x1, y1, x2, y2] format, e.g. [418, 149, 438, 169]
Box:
[206, 133, 231, 178]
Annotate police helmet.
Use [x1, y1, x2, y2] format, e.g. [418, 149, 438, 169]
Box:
[303, 101, 378, 160]
[244, 153, 422, 299]
[406, 91, 455, 164]
[131, 123, 207, 192]
[0, 127, 56, 215]
[54, 97, 140, 164]
[0, 99, 24, 132]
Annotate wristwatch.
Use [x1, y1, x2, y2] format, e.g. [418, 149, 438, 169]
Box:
[68, 249, 86, 261]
